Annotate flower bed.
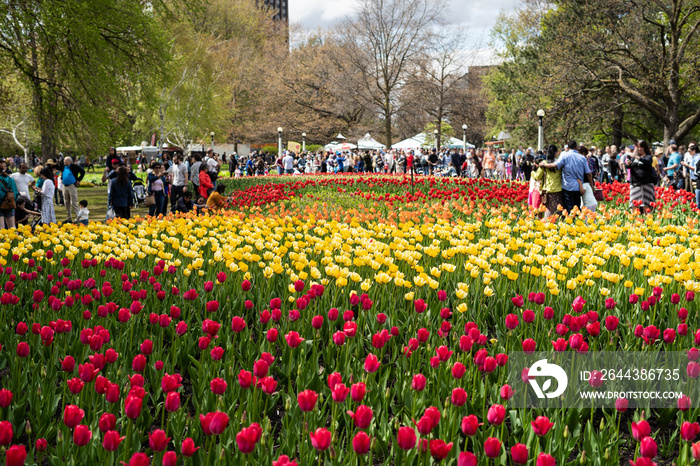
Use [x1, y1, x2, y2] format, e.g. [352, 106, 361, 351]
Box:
[0, 174, 697, 465]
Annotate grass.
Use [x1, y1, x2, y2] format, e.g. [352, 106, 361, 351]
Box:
[52, 186, 152, 224]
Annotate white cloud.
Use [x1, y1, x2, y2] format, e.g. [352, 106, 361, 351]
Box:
[289, 0, 519, 64]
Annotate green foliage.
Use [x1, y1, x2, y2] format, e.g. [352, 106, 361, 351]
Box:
[262, 145, 278, 155]
[423, 121, 455, 147]
[305, 144, 323, 152]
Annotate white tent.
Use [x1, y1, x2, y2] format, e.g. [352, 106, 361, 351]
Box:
[391, 134, 426, 150]
[446, 137, 475, 149]
[324, 142, 357, 151]
[391, 133, 474, 150]
[357, 133, 386, 150]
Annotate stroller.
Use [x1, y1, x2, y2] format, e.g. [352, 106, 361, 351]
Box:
[133, 179, 147, 207]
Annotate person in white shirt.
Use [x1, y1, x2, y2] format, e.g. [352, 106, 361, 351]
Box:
[282, 152, 295, 174]
[11, 163, 34, 197]
[75, 200, 90, 226]
[168, 154, 188, 211]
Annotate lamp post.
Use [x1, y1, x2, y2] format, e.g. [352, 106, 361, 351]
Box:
[434, 129, 439, 151]
[302, 133, 306, 152]
[462, 124, 468, 152]
[537, 109, 545, 151]
[210, 131, 215, 150]
[277, 127, 283, 156]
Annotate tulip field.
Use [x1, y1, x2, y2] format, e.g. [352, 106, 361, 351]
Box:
[2, 173, 700, 466]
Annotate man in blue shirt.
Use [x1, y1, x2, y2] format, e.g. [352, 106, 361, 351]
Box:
[665, 144, 681, 179]
[541, 140, 591, 215]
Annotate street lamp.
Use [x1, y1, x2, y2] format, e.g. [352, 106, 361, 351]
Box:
[210, 131, 215, 150]
[462, 124, 468, 152]
[277, 127, 283, 156]
[302, 133, 306, 152]
[537, 109, 545, 151]
[434, 129, 439, 151]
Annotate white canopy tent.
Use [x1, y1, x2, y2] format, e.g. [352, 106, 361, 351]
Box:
[357, 133, 386, 150]
[391, 133, 474, 150]
[324, 142, 357, 151]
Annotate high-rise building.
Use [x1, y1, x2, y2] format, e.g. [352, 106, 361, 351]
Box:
[259, 0, 288, 24]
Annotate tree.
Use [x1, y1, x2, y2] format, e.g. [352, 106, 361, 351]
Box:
[0, 0, 175, 160]
[411, 27, 479, 148]
[338, 0, 446, 148]
[487, 0, 700, 148]
[547, 0, 700, 144]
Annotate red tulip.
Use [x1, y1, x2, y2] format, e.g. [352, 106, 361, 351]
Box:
[64, 405, 85, 428]
[149, 429, 171, 452]
[285, 331, 304, 348]
[461, 415, 481, 436]
[364, 353, 381, 373]
[682, 422, 700, 442]
[165, 392, 181, 412]
[231, 316, 246, 332]
[331, 383, 350, 403]
[351, 383, 366, 403]
[679, 395, 692, 411]
[16, 342, 29, 358]
[505, 313, 519, 329]
[640, 436, 657, 458]
[632, 420, 651, 442]
[487, 404, 505, 425]
[35, 438, 47, 451]
[297, 390, 318, 412]
[693, 442, 700, 461]
[615, 398, 629, 412]
[200, 411, 229, 435]
[162, 451, 177, 466]
[347, 405, 373, 429]
[236, 423, 262, 453]
[536, 453, 556, 466]
[5, 445, 27, 466]
[429, 439, 452, 461]
[412, 374, 426, 391]
[125, 452, 150, 466]
[0, 421, 12, 446]
[511, 443, 529, 464]
[397, 426, 416, 451]
[102, 430, 125, 451]
[451, 388, 467, 406]
[99, 413, 116, 432]
[73, 424, 92, 446]
[352, 431, 371, 454]
[531, 416, 554, 436]
[309, 427, 331, 451]
[458, 451, 477, 466]
[124, 396, 143, 419]
[414, 299, 427, 313]
[499, 384, 514, 400]
[210, 378, 227, 395]
[181, 438, 200, 457]
[484, 437, 502, 458]
[67, 378, 84, 394]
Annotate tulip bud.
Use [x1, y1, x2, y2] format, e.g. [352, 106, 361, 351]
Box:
[599, 418, 605, 431]
[604, 448, 610, 460]
[241, 411, 247, 424]
[285, 397, 291, 412]
[563, 425, 569, 439]
[580, 451, 586, 464]
[25, 420, 31, 435]
[318, 394, 324, 405]
[220, 448, 226, 460]
[385, 388, 390, 400]
[329, 446, 337, 459]
[57, 430, 63, 443]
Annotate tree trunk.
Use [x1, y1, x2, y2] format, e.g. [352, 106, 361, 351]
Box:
[384, 94, 392, 149]
[612, 104, 623, 148]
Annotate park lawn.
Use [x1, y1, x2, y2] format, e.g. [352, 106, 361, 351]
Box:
[53, 186, 151, 224]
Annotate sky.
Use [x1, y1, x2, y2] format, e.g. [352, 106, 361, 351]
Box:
[289, 0, 520, 65]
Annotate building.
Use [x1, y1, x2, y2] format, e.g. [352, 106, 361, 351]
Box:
[258, 0, 288, 24]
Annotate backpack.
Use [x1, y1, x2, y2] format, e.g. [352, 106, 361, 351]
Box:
[0, 178, 16, 210]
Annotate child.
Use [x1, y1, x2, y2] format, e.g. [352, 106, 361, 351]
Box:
[75, 200, 89, 226]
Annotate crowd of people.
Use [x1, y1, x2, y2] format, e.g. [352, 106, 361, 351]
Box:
[102, 148, 228, 220]
[0, 136, 692, 230]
